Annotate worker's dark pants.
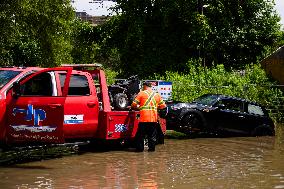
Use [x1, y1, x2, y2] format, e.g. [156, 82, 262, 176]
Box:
[135, 122, 157, 152]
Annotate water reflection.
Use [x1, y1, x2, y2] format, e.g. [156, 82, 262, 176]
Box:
[0, 124, 283, 189]
[0, 152, 163, 188]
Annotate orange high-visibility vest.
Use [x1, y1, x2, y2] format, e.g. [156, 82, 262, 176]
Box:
[131, 89, 166, 122]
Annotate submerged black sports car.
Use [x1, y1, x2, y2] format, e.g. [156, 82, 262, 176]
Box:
[160, 94, 275, 137]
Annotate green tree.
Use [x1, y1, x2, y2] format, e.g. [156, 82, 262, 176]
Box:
[110, 0, 205, 77]
[276, 30, 284, 47]
[0, 0, 74, 67]
[204, 0, 281, 68]
[71, 19, 100, 64]
[101, 0, 281, 77]
[0, 0, 20, 65]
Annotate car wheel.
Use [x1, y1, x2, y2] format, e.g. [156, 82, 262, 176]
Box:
[114, 93, 129, 110]
[180, 113, 203, 135]
[252, 125, 274, 136]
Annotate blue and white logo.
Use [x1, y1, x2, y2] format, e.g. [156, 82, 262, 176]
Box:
[11, 104, 56, 133]
[64, 115, 84, 124]
[114, 124, 128, 132]
[13, 104, 46, 126]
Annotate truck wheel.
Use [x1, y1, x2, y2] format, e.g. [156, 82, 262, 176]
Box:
[180, 113, 203, 135]
[252, 125, 274, 136]
[114, 93, 129, 110]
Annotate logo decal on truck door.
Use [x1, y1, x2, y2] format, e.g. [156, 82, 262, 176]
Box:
[11, 104, 57, 132]
[64, 115, 84, 124]
[13, 104, 46, 126]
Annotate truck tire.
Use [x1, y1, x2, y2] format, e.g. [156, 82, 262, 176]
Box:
[114, 93, 129, 110]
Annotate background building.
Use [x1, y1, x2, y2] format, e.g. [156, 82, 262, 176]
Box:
[75, 12, 109, 26]
[72, 0, 115, 25]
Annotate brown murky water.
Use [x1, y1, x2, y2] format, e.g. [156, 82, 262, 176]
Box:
[0, 125, 284, 189]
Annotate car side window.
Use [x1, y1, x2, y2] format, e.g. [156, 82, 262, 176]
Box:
[21, 72, 53, 96]
[221, 99, 244, 112]
[248, 104, 264, 116]
[59, 74, 90, 96]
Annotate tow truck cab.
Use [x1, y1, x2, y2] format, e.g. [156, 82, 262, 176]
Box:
[0, 65, 166, 146]
[0, 66, 42, 144]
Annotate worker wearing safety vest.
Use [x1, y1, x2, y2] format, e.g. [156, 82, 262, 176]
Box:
[131, 81, 166, 152]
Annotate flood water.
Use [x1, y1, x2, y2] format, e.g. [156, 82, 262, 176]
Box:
[0, 124, 284, 189]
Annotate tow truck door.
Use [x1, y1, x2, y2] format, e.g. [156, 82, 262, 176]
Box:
[58, 72, 99, 138]
[6, 68, 72, 144]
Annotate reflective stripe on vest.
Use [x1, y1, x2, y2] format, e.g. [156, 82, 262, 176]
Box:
[140, 91, 156, 110]
[140, 106, 157, 110]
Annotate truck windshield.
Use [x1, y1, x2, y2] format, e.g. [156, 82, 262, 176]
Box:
[0, 70, 21, 89]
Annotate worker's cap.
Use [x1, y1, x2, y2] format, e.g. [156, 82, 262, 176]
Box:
[142, 81, 152, 87]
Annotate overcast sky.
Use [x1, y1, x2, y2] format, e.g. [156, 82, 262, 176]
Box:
[275, 0, 284, 26]
[71, 0, 116, 16]
[72, 0, 284, 26]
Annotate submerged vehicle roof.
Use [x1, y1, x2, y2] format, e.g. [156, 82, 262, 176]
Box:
[196, 93, 263, 106]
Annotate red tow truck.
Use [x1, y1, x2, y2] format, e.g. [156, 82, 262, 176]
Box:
[0, 64, 166, 147]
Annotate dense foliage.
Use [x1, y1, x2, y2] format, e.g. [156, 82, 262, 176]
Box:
[153, 61, 284, 122]
[0, 0, 282, 74]
[71, 19, 100, 65]
[0, 0, 283, 121]
[0, 0, 74, 67]
[96, 0, 282, 77]
[104, 60, 284, 121]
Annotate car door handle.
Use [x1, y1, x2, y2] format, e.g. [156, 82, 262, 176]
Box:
[87, 101, 96, 108]
[48, 104, 62, 108]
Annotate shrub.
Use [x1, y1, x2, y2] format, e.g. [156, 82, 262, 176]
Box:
[154, 60, 284, 122]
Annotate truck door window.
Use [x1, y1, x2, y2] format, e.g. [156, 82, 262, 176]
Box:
[0, 70, 21, 89]
[59, 74, 90, 96]
[21, 72, 53, 96]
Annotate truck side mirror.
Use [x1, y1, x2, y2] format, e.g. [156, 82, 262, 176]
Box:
[12, 82, 21, 98]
